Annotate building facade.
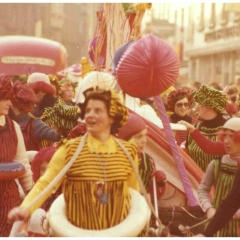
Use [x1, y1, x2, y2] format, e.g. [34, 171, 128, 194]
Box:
[183, 3, 240, 86]
[0, 3, 100, 66]
[152, 3, 240, 87]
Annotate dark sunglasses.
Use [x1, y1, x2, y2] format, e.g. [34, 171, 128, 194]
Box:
[176, 102, 189, 108]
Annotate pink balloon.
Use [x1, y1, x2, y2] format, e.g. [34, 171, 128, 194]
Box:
[116, 34, 180, 98]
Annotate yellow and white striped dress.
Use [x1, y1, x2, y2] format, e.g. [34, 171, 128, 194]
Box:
[21, 134, 139, 230]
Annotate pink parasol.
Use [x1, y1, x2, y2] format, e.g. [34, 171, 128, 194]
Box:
[57, 64, 82, 78]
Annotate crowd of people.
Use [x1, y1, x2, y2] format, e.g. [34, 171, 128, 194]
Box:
[1, 71, 240, 237]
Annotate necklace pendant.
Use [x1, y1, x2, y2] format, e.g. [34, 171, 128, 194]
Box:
[94, 181, 104, 199]
[100, 193, 108, 204]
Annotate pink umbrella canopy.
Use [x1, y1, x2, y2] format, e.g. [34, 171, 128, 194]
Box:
[116, 34, 180, 98]
[57, 64, 82, 78]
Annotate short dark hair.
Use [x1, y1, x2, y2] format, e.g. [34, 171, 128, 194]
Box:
[78, 88, 123, 134]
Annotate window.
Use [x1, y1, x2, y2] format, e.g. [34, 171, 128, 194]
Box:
[220, 3, 228, 25]
[197, 3, 204, 32]
[208, 3, 216, 29]
[51, 3, 64, 14]
[35, 19, 42, 37]
[50, 3, 65, 29]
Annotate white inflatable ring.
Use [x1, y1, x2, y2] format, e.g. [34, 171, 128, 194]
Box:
[49, 188, 151, 237]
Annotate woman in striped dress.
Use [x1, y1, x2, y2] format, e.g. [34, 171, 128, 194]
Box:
[0, 75, 32, 236]
[8, 87, 139, 231]
[198, 118, 240, 236]
[167, 88, 199, 146]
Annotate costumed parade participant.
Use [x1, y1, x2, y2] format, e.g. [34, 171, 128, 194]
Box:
[178, 86, 240, 154]
[118, 112, 167, 232]
[39, 74, 63, 148]
[167, 88, 199, 146]
[198, 117, 240, 237]
[224, 84, 239, 117]
[178, 120, 226, 155]
[41, 98, 80, 139]
[118, 112, 167, 200]
[9, 147, 61, 237]
[185, 84, 227, 171]
[10, 80, 61, 151]
[59, 78, 77, 106]
[8, 87, 140, 233]
[0, 75, 32, 237]
[31, 147, 62, 212]
[198, 168, 240, 237]
[39, 74, 62, 148]
[27, 72, 57, 118]
[159, 86, 175, 116]
[48, 74, 62, 98]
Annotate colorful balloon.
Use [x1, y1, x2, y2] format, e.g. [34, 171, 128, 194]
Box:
[116, 34, 180, 98]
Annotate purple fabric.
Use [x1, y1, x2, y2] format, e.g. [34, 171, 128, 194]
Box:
[112, 40, 135, 73]
[88, 36, 106, 67]
[154, 95, 198, 206]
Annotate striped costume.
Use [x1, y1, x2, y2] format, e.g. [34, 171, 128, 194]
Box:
[0, 116, 20, 237]
[40, 118, 54, 148]
[205, 159, 239, 237]
[139, 152, 155, 190]
[186, 114, 226, 171]
[21, 134, 139, 230]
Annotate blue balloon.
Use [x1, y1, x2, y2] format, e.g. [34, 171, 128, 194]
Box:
[112, 40, 135, 73]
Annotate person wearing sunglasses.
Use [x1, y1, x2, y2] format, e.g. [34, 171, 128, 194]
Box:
[167, 88, 199, 146]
